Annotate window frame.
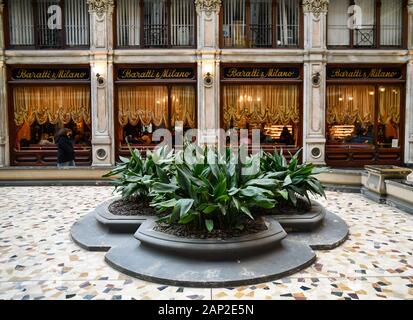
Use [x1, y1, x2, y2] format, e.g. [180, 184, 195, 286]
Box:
[114, 63, 198, 160]
[219, 63, 304, 154]
[219, 0, 304, 49]
[326, 0, 408, 50]
[4, 0, 90, 50]
[325, 64, 406, 167]
[7, 64, 93, 166]
[114, 0, 197, 49]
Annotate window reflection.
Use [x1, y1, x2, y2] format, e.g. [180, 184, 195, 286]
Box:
[117, 85, 196, 146]
[13, 86, 92, 150]
[327, 85, 401, 148]
[223, 85, 300, 146]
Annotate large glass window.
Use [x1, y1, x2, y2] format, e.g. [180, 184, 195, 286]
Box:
[327, 85, 401, 147]
[223, 85, 300, 146]
[12, 86, 92, 165]
[117, 85, 196, 146]
[8, 0, 90, 49]
[327, 85, 375, 145]
[116, 0, 196, 48]
[221, 0, 301, 48]
[327, 0, 405, 48]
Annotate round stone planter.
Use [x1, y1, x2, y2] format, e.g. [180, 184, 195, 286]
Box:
[135, 218, 287, 260]
[94, 197, 153, 233]
[266, 200, 326, 232]
[72, 198, 349, 286]
[105, 218, 317, 287]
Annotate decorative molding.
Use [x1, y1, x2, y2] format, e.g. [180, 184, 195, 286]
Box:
[87, 0, 114, 18]
[409, 0, 413, 12]
[195, 0, 222, 16]
[302, 0, 329, 19]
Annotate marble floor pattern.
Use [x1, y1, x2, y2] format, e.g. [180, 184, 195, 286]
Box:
[0, 186, 412, 300]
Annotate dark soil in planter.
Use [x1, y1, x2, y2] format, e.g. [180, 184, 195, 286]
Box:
[254, 198, 312, 216]
[153, 217, 268, 240]
[108, 197, 157, 216]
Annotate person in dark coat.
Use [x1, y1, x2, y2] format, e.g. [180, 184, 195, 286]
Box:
[56, 128, 75, 167]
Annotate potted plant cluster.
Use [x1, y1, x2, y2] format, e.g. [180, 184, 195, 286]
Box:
[71, 144, 339, 286]
[102, 144, 326, 236]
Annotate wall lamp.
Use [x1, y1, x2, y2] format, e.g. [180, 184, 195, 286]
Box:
[204, 72, 213, 87]
[203, 62, 214, 87]
[96, 73, 105, 86]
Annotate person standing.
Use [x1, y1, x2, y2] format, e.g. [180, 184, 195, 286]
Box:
[56, 128, 75, 167]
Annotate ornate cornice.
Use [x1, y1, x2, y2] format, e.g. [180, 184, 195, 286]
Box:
[195, 0, 222, 16]
[87, 0, 114, 18]
[302, 0, 329, 19]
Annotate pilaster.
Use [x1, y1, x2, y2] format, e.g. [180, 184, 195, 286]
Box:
[88, 0, 115, 166]
[302, 0, 329, 165]
[195, 0, 221, 146]
[0, 0, 9, 167]
[405, 0, 413, 164]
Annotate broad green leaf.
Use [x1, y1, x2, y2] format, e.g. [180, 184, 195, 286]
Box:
[205, 219, 214, 232]
[203, 205, 219, 214]
[283, 175, 292, 187]
[177, 199, 194, 218]
[152, 182, 179, 193]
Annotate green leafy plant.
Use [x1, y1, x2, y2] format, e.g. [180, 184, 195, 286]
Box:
[150, 146, 278, 232]
[102, 145, 174, 201]
[260, 148, 326, 208]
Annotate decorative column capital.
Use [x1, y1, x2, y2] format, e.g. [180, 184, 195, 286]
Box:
[0, 0, 4, 14]
[302, 0, 329, 20]
[195, 0, 222, 17]
[87, 0, 114, 18]
[408, 0, 413, 12]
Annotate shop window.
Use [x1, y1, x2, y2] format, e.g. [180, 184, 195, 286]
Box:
[117, 85, 196, 147]
[327, 85, 375, 144]
[7, 0, 90, 49]
[221, 0, 301, 48]
[116, 0, 196, 48]
[223, 85, 300, 146]
[326, 84, 402, 166]
[12, 86, 92, 165]
[327, 0, 405, 48]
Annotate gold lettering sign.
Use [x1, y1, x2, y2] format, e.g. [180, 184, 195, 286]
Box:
[327, 67, 402, 80]
[223, 67, 300, 79]
[12, 68, 90, 81]
[117, 68, 195, 80]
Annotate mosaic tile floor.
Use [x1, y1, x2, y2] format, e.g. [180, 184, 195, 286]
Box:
[0, 186, 412, 300]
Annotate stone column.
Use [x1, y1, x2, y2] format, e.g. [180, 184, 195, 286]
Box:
[87, 0, 115, 166]
[405, 0, 413, 165]
[302, 0, 329, 165]
[0, 0, 9, 167]
[195, 0, 221, 146]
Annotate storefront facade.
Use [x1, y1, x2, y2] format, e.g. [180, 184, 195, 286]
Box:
[326, 64, 406, 166]
[8, 65, 92, 166]
[0, 0, 412, 169]
[114, 64, 197, 158]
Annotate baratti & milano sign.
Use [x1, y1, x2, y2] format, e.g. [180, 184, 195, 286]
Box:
[117, 67, 196, 80]
[222, 66, 301, 79]
[327, 67, 403, 80]
[11, 67, 90, 81]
